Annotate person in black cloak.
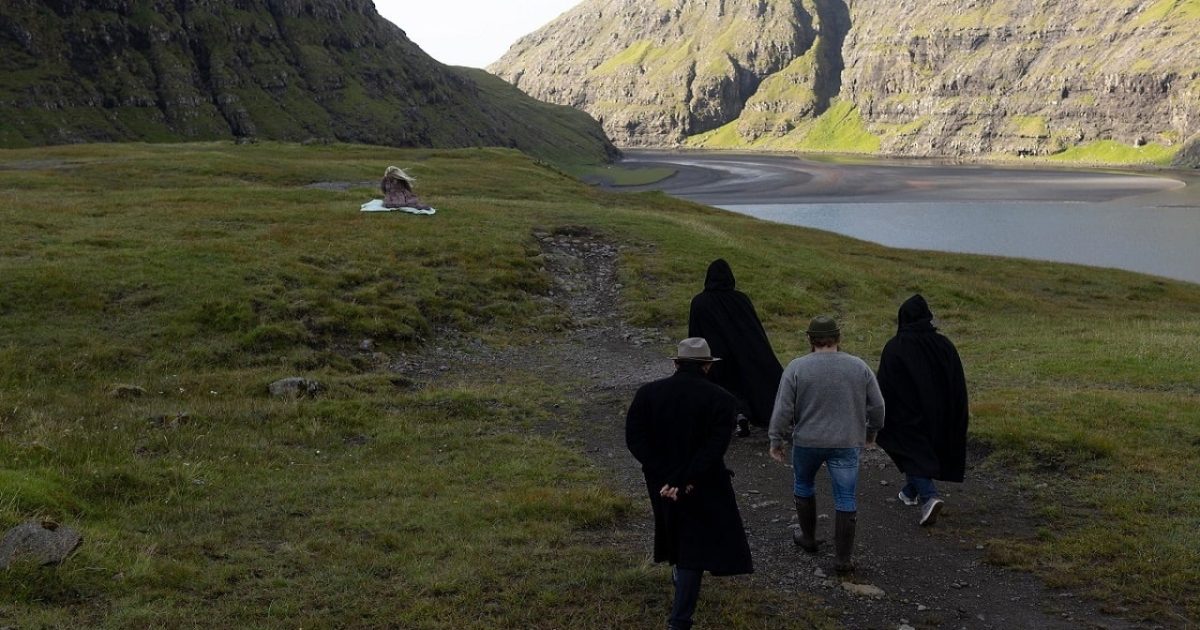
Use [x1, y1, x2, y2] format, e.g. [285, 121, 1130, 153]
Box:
[875, 294, 970, 527]
[626, 337, 754, 630]
[688, 259, 784, 437]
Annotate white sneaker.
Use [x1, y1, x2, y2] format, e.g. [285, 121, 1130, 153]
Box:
[919, 498, 944, 526]
[897, 490, 919, 506]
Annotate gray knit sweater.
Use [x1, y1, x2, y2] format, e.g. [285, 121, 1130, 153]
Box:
[768, 351, 886, 449]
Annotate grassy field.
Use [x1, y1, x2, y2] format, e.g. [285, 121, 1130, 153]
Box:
[566, 164, 679, 186]
[1, 142, 1198, 626]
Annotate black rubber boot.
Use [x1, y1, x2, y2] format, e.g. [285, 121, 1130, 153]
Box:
[834, 510, 857, 575]
[792, 495, 821, 552]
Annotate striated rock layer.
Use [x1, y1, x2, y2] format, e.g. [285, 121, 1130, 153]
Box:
[0, 0, 619, 164]
[490, 0, 1200, 165]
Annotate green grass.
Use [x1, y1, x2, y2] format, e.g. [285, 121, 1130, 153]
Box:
[1, 142, 1199, 625]
[788, 101, 882, 153]
[688, 101, 883, 154]
[1133, 0, 1200, 25]
[1011, 115, 1049, 139]
[1048, 139, 1179, 166]
[567, 164, 679, 186]
[590, 41, 656, 74]
[687, 120, 747, 148]
[0, 142, 830, 628]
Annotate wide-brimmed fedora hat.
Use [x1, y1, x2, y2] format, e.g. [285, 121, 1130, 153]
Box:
[805, 315, 840, 336]
[671, 337, 722, 362]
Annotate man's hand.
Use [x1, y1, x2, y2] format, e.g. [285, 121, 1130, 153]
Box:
[659, 484, 680, 501]
[769, 444, 786, 463]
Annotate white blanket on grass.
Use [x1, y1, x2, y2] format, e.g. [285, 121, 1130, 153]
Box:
[360, 199, 436, 215]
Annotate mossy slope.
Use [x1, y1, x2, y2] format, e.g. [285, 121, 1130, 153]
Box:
[0, 1, 618, 165]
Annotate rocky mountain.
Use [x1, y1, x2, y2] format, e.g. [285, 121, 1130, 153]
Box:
[0, 0, 619, 165]
[490, 0, 1200, 166]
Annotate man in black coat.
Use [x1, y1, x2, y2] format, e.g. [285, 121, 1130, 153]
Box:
[688, 259, 784, 437]
[626, 337, 754, 630]
[876, 294, 970, 527]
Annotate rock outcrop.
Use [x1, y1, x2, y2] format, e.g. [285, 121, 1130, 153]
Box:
[268, 377, 323, 398]
[0, 520, 83, 568]
[492, 0, 821, 147]
[1175, 134, 1200, 168]
[490, 0, 1200, 164]
[0, 0, 619, 164]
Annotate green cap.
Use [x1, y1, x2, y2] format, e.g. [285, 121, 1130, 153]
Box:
[806, 315, 840, 336]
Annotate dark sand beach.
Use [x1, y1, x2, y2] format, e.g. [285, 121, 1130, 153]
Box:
[618, 150, 1190, 205]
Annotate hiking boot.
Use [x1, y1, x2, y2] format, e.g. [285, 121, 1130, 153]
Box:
[792, 495, 821, 553]
[834, 510, 857, 574]
[897, 489, 919, 506]
[919, 498, 944, 527]
[735, 414, 750, 437]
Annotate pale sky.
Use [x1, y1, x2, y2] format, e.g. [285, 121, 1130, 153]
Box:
[375, 0, 583, 68]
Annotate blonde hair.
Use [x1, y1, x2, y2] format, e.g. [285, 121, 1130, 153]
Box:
[384, 166, 416, 184]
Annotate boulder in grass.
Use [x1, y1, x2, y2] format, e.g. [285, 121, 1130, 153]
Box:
[268, 377, 323, 398]
[148, 412, 191, 429]
[0, 520, 83, 569]
[110, 384, 148, 399]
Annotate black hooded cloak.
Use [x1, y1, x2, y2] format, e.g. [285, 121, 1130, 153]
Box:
[687, 259, 783, 427]
[875, 295, 970, 482]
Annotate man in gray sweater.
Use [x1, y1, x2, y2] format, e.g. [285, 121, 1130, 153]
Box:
[769, 315, 885, 574]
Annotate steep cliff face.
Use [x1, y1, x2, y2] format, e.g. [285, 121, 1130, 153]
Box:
[841, 0, 1200, 162]
[1176, 134, 1200, 168]
[491, 0, 820, 146]
[0, 0, 619, 164]
[490, 0, 1200, 165]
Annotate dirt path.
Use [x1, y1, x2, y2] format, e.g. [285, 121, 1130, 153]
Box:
[402, 228, 1153, 630]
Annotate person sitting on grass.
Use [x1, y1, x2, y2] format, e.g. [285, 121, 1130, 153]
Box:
[381, 166, 432, 211]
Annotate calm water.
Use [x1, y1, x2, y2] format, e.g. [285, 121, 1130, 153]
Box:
[622, 151, 1200, 285]
[720, 200, 1200, 284]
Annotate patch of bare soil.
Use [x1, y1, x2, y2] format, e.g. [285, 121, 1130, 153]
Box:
[397, 227, 1155, 630]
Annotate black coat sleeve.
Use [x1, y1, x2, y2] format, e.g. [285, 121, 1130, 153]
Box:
[625, 387, 660, 477]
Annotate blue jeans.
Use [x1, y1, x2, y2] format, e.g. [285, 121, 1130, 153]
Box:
[669, 567, 702, 629]
[903, 475, 939, 502]
[792, 446, 861, 512]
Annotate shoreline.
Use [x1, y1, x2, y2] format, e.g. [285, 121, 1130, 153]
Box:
[614, 149, 1192, 205]
[609, 150, 1200, 286]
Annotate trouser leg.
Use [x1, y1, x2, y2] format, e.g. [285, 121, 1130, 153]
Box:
[668, 567, 703, 630]
[906, 474, 939, 502]
[826, 448, 860, 513]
